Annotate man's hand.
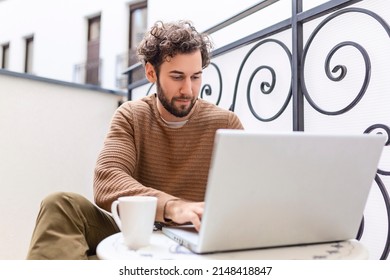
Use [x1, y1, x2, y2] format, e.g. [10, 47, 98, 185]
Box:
[164, 200, 204, 231]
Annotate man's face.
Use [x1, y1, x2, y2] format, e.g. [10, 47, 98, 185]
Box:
[155, 50, 203, 121]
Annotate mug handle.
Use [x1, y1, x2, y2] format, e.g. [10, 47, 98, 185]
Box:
[111, 200, 122, 230]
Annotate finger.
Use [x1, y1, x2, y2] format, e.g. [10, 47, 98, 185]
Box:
[194, 203, 204, 216]
[194, 206, 203, 216]
[191, 215, 201, 232]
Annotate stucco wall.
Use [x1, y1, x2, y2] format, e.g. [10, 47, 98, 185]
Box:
[0, 70, 123, 259]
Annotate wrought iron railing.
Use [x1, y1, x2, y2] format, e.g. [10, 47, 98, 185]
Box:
[116, 49, 145, 89]
[73, 59, 102, 86]
[124, 0, 390, 259]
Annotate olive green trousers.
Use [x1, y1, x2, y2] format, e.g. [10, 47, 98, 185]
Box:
[26, 192, 119, 260]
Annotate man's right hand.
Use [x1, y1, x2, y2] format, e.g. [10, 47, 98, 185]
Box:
[164, 200, 204, 231]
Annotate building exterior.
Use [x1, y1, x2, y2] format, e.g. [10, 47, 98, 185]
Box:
[0, 0, 149, 90]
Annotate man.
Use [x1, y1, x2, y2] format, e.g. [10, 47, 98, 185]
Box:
[27, 20, 243, 259]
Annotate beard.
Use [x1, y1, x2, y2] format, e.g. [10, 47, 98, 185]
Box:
[156, 79, 197, 118]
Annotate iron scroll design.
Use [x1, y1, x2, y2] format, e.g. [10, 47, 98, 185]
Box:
[301, 7, 390, 116]
[200, 62, 223, 105]
[300, 8, 390, 259]
[362, 124, 390, 260]
[230, 38, 292, 122]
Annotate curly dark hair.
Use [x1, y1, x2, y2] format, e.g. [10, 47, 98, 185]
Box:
[137, 20, 213, 73]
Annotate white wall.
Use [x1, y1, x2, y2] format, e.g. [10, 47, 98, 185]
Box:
[0, 71, 122, 259]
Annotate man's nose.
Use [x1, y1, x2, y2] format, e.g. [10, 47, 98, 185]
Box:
[180, 78, 192, 94]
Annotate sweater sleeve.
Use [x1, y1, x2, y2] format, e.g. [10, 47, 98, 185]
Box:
[228, 110, 244, 130]
[93, 103, 177, 222]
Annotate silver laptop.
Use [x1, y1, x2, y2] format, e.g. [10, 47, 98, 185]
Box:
[162, 129, 386, 254]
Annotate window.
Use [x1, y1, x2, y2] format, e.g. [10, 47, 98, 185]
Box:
[25, 36, 34, 74]
[86, 15, 101, 85]
[129, 2, 147, 51]
[1, 43, 10, 69]
[128, 1, 147, 83]
[88, 16, 101, 42]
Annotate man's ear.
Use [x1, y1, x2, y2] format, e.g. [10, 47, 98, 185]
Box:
[145, 62, 157, 83]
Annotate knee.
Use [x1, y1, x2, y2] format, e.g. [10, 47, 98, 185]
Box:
[40, 192, 91, 212]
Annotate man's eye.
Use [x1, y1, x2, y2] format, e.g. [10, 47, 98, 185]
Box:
[172, 76, 183, 80]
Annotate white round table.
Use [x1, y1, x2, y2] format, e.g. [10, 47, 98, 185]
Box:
[96, 231, 369, 260]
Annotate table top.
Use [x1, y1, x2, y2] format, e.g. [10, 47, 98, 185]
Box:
[96, 231, 369, 260]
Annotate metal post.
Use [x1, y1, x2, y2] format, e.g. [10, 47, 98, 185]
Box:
[291, 0, 304, 131]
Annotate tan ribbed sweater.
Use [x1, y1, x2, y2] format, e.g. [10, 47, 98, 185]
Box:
[93, 94, 243, 222]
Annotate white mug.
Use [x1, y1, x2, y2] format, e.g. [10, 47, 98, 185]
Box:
[111, 196, 157, 250]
